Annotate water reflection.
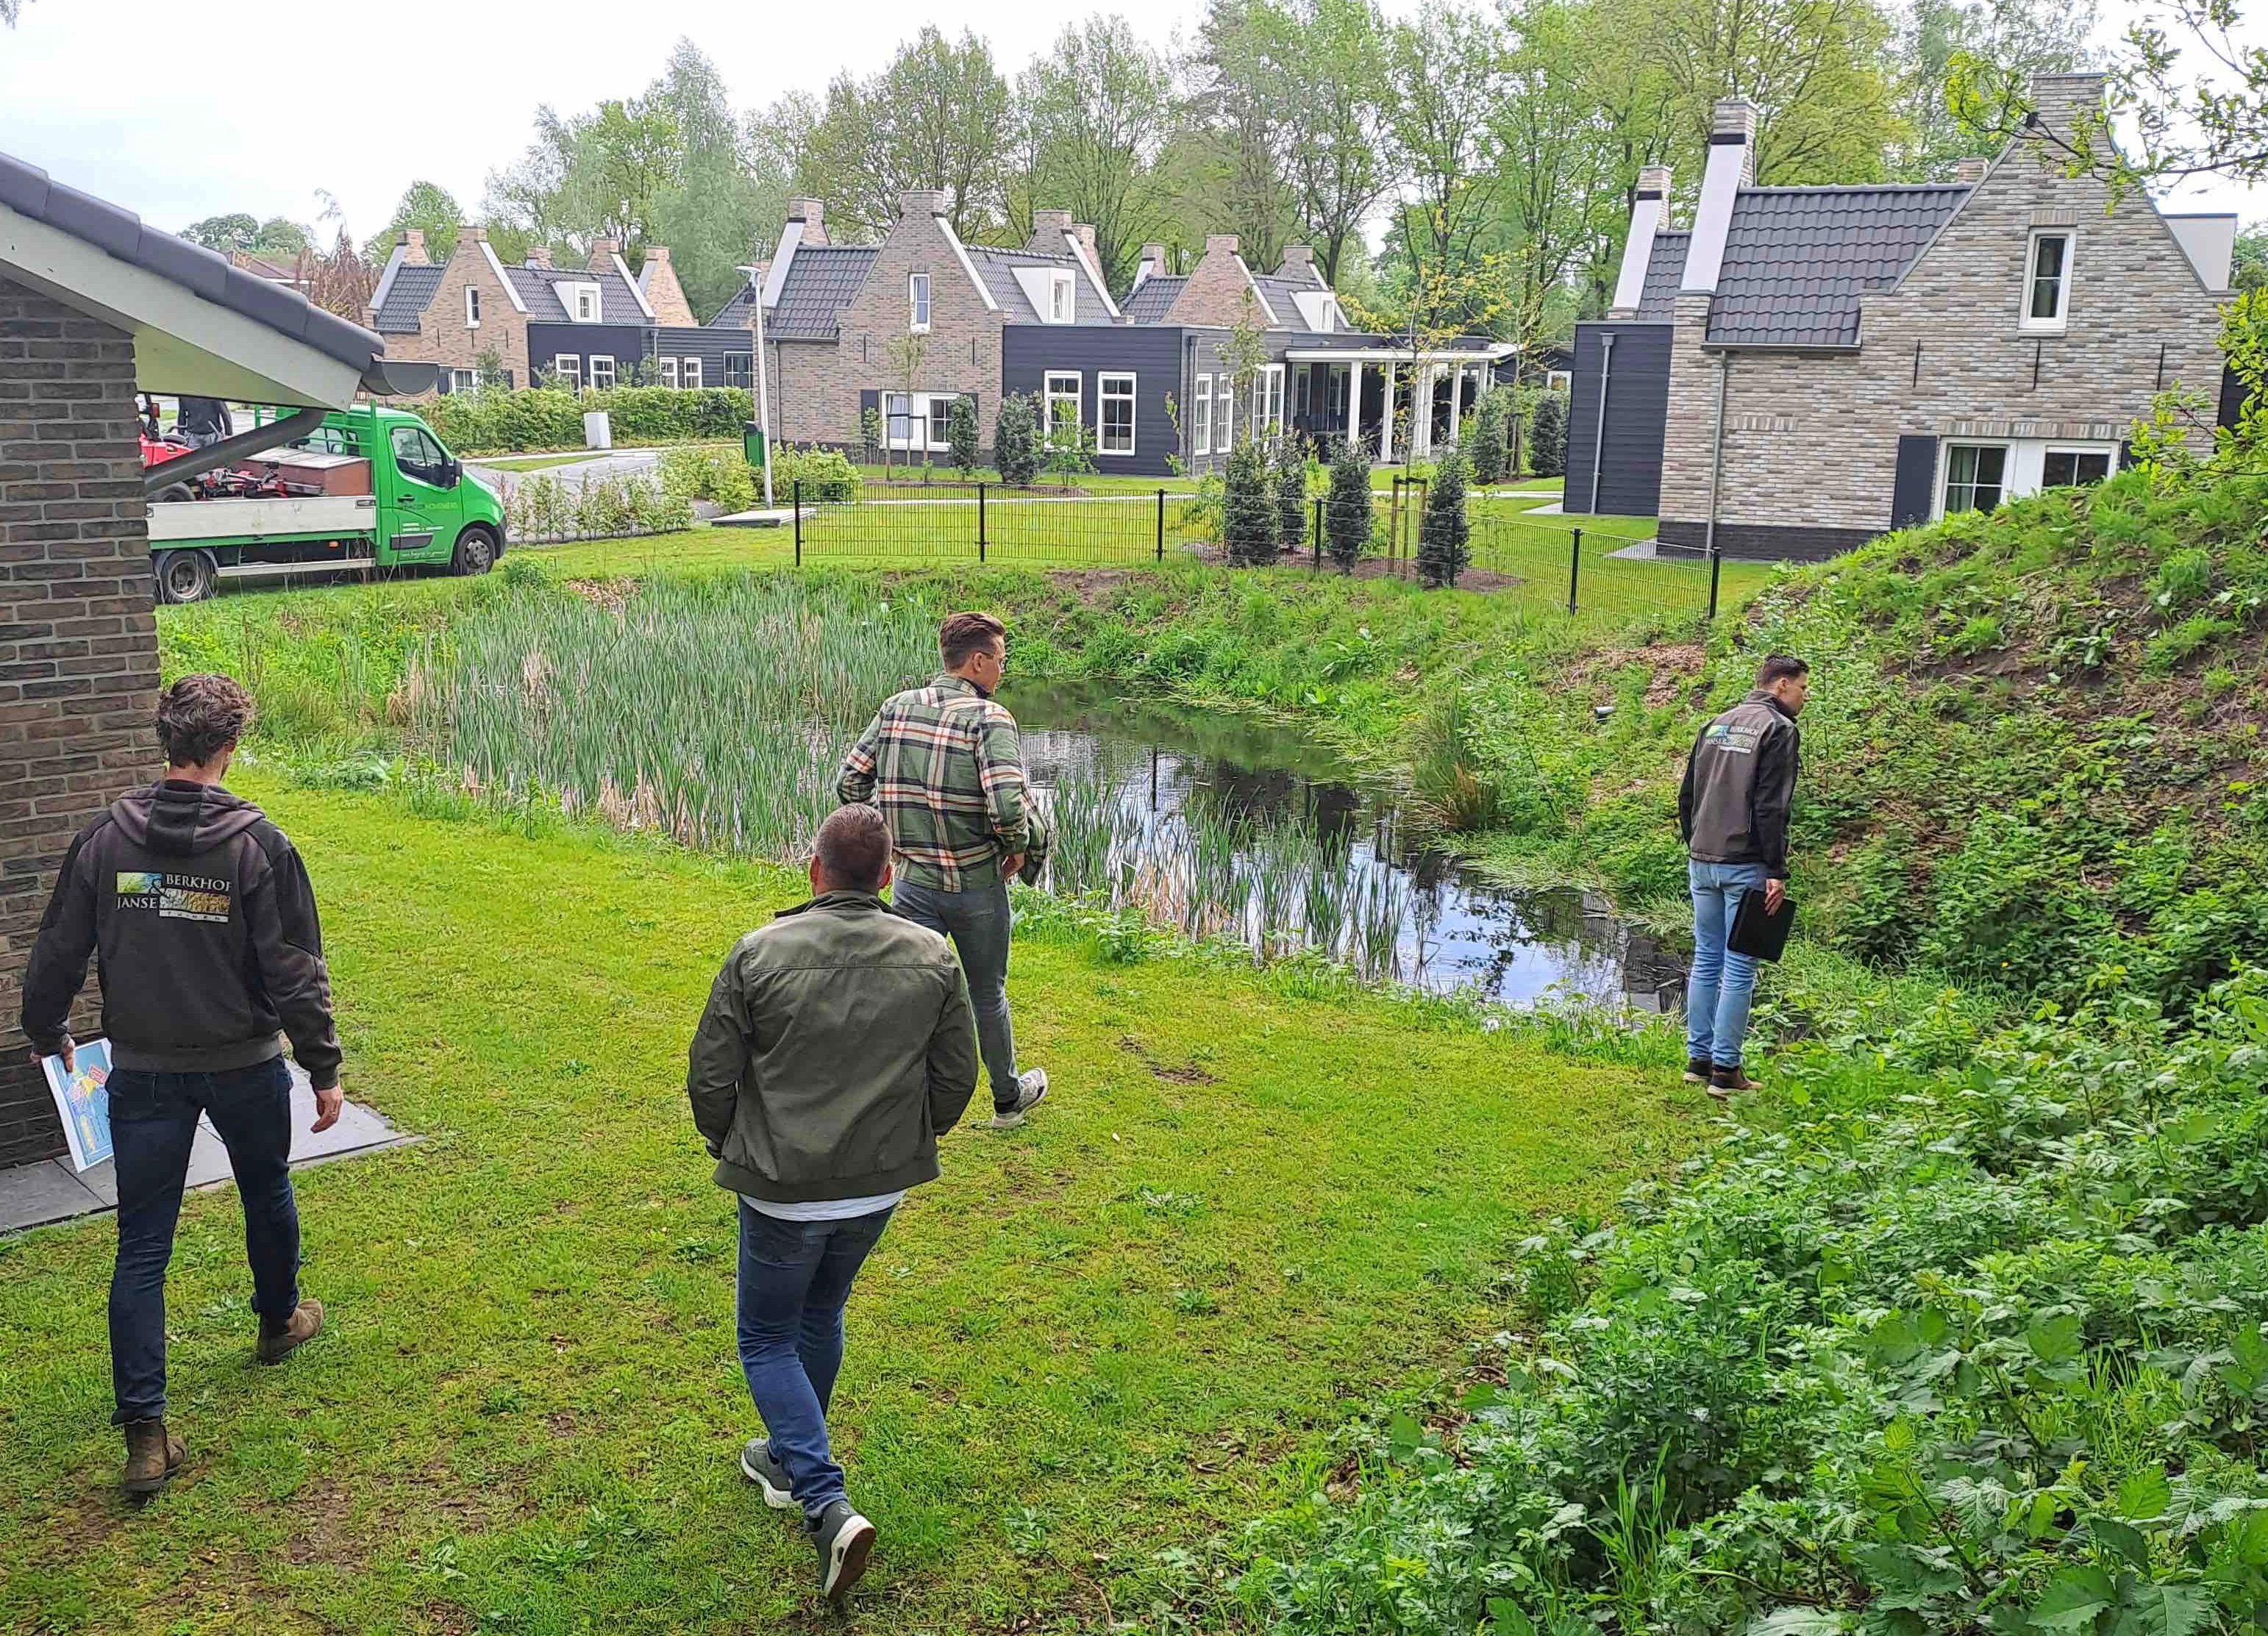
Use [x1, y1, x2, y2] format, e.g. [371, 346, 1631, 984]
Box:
[1004, 683, 1686, 1011]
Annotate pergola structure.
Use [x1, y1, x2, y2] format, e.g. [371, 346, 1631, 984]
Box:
[1285, 343, 1513, 462]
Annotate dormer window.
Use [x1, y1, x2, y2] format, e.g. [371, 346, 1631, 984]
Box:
[909, 272, 931, 334]
[1049, 271, 1074, 323]
[465, 287, 481, 329]
[560, 281, 602, 324]
[2022, 230, 2071, 332]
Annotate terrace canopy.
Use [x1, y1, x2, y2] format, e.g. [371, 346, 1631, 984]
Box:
[1283, 340, 1515, 462]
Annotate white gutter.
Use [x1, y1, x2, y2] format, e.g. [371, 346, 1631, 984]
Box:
[1587, 332, 1613, 514]
[1063, 230, 1121, 321]
[478, 240, 528, 312]
[936, 216, 999, 312]
[614, 253, 656, 321]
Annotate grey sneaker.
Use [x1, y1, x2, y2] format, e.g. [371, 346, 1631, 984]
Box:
[990, 1068, 1049, 1130]
[738, 1437, 794, 1511]
[809, 1499, 877, 1599]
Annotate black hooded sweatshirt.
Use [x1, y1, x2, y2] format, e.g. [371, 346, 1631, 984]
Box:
[20, 781, 340, 1089]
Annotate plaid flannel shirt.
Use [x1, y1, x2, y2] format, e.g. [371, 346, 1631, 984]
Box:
[838, 674, 1030, 891]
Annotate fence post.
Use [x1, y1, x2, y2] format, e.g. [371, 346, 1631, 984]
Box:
[1156, 489, 1166, 563]
[1312, 495, 1324, 570]
[978, 482, 987, 564]
[793, 480, 802, 568]
[1708, 546, 1722, 621]
[1568, 527, 1582, 615]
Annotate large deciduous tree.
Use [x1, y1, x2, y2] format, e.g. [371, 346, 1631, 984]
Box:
[1015, 17, 1176, 290]
[796, 28, 1012, 241]
[370, 182, 466, 264]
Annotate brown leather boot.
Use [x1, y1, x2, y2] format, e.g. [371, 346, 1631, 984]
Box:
[121, 1418, 185, 1496]
[254, 1298, 325, 1365]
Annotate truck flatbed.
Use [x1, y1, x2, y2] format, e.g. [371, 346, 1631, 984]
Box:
[147, 494, 380, 546]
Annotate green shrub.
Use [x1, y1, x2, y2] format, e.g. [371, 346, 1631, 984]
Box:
[772, 445, 858, 505]
[1222, 439, 1277, 566]
[657, 446, 756, 512]
[994, 393, 1041, 487]
[502, 471, 692, 542]
[948, 394, 980, 479]
[1529, 390, 1568, 478]
[1417, 449, 1471, 587]
[422, 385, 753, 454]
[1464, 387, 1511, 484]
[1324, 437, 1371, 571]
[1273, 437, 1309, 551]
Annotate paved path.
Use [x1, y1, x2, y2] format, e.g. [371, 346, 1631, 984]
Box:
[467, 448, 661, 499]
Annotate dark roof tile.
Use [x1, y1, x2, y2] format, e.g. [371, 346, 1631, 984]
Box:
[769, 246, 877, 339]
[374, 263, 444, 333]
[1123, 274, 1185, 324]
[1706, 185, 1968, 347]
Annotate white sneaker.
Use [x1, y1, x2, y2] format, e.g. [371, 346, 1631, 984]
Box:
[990, 1068, 1049, 1130]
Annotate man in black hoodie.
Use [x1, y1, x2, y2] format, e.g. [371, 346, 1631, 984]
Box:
[21, 674, 339, 1496]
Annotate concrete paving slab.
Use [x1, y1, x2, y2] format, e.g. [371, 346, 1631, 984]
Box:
[713, 507, 790, 529]
[0, 1160, 104, 1233]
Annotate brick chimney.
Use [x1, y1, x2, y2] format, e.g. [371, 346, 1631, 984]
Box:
[1680, 101, 1755, 294]
[1277, 243, 1316, 280]
[1163, 233, 1266, 328]
[588, 237, 621, 268]
[402, 228, 429, 265]
[787, 198, 827, 246]
[2027, 72, 2110, 146]
[639, 244, 698, 326]
[1026, 209, 1074, 253]
[459, 224, 487, 244]
[1953, 157, 1990, 185]
[1608, 163, 1672, 318]
[1135, 241, 1169, 285]
[898, 190, 947, 221]
[525, 244, 553, 269]
[1070, 223, 1099, 265]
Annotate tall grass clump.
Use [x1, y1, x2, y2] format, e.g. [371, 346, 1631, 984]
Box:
[417, 576, 937, 857]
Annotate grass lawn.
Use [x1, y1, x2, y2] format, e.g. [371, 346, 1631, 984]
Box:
[468, 453, 610, 475]
[0, 778, 1698, 1634]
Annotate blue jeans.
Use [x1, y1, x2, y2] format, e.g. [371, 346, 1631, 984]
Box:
[1686, 861, 1768, 1070]
[107, 1057, 300, 1424]
[892, 876, 1019, 1110]
[736, 1201, 896, 1518]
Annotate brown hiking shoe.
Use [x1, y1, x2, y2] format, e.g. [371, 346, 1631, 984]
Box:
[121, 1418, 185, 1496]
[1708, 1065, 1761, 1096]
[254, 1299, 325, 1365]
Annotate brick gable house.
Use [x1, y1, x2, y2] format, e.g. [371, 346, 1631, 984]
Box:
[718, 197, 1508, 476]
[1567, 74, 2234, 560]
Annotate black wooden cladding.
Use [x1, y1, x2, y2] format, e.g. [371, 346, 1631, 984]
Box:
[1564, 321, 1672, 517]
[1002, 324, 1188, 477]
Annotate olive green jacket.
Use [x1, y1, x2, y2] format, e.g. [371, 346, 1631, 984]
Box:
[686, 890, 980, 1202]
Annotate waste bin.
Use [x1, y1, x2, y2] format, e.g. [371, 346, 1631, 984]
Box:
[743, 420, 767, 468]
[582, 410, 613, 451]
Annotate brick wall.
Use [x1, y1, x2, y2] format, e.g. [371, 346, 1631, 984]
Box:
[0, 276, 163, 1166]
[396, 229, 529, 389]
[1657, 115, 2225, 547]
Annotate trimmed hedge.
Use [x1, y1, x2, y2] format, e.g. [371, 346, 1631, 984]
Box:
[424, 387, 754, 455]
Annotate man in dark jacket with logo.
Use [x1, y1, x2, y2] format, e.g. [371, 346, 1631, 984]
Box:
[21, 674, 339, 1495]
[686, 802, 978, 1601]
[1676, 654, 1808, 1096]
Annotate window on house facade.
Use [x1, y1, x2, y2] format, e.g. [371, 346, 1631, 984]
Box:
[722, 352, 753, 389]
[445, 368, 479, 395]
[560, 282, 602, 323]
[465, 287, 480, 329]
[1216, 374, 1235, 449]
[1192, 374, 1213, 455]
[682, 358, 702, 390]
[2023, 231, 2071, 331]
[1044, 371, 1080, 440]
[1258, 365, 1286, 437]
[1097, 373, 1135, 454]
[2042, 447, 2114, 488]
[909, 272, 932, 333]
[882, 392, 963, 452]
[554, 354, 582, 388]
[1049, 271, 1074, 323]
[1942, 443, 2006, 513]
[660, 357, 680, 388]
[588, 355, 616, 389]
[927, 396, 955, 449]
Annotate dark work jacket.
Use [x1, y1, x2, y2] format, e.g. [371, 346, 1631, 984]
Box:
[176, 396, 232, 437]
[685, 891, 979, 1203]
[20, 781, 341, 1087]
[1677, 690, 1801, 876]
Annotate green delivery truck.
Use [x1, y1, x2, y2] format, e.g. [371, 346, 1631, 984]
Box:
[145, 404, 506, 604]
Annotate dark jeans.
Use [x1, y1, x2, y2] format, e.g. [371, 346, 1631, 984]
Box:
[893, 876, 1019, 1109]
[736, 1201, 896, 1518]
[108, 1057, 300, 1424]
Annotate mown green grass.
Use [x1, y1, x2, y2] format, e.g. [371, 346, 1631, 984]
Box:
[0, 777, 1698, 1635]
[468, 453, 610, 475]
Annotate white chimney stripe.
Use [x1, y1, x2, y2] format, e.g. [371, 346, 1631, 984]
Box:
[1611, 194, 1666, 312]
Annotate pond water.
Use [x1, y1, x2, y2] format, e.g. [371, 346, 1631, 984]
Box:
[1002, 682, 1687, 1012]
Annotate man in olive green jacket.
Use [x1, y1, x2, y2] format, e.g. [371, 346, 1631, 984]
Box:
[686, 803, 978, 1600]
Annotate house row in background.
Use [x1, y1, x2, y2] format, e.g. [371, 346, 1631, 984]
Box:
[1567, 73, 2238, 560]
[365, 195, 1519, 479]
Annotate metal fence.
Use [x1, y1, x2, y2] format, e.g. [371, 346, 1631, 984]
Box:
[785, 476, 1733, 621]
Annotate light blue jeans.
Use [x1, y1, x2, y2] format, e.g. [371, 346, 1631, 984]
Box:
[1686, 860, 1768, 1069]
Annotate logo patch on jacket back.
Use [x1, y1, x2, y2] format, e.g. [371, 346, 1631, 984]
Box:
[1705, 722, 1761, 755]
[115, 871, 234, 923]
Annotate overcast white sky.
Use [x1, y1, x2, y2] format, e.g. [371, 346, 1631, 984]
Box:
[0, 0, 2260, 244]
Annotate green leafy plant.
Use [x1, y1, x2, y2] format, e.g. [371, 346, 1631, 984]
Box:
[1417, 449, 1471, 587]
[948, 393, 980, 480]
[994, 392, 1042, 487]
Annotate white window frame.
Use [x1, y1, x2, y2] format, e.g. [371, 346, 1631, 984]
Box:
[909, 271, 932, 334]
[588, 355, 616, 390]
[2041, 443, 2116, 489]
[681, 357, 702, 390]
[465, 287, 480, 329]
[1049, 271, 1075, 324]
[2021, 229, 2072, 333]
[660, 357, 680, 389]
[1216, 374, 1235, 449]
[722, 351, 753, 389]
[1044, 371, 1081, 440]
[558, 281, 602, 324]
[1097, 371, 1136, 455]
[1546, 369, 1572, 392]
[1192, 373, 1213, 455]
[883, 391, 959, 453]
[1939, 440, 2009, 516]
[554, 354, 582, 389]
[446, 368, 479, 394]
[1255, 365, 1286, 438]
[927, 396, 955, 449]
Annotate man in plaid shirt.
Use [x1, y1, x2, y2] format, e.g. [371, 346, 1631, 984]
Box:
[838, 612, 1050, 1130]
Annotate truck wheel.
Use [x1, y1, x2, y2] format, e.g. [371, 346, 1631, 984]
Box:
[154, 482, 196, 504]
[153, 549, 216, 605]
[452, 525, 499, 577]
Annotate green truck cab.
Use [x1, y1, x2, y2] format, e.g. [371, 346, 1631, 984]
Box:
[146, 404, 507, 604]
